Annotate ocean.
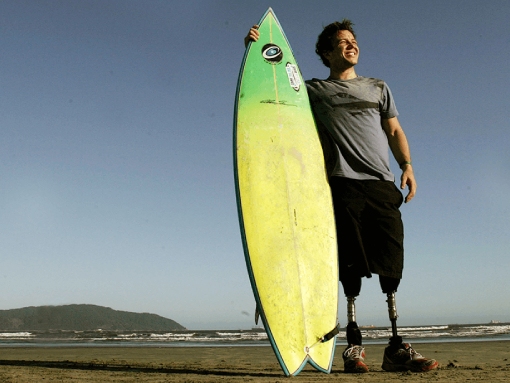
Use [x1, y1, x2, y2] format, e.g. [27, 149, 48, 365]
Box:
[1, 323, 509, 347]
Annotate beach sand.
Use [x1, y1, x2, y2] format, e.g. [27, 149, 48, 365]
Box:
[0, 341, 509, 382]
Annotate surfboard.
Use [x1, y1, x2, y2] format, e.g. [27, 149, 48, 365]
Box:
[233, 8, 339, 376]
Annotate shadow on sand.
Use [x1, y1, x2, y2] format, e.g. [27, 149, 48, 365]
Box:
[0, 359, 283, 378]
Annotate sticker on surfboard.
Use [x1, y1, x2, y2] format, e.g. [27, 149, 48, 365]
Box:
[262, 44, 283, 63]
[285, 63, 301, 91]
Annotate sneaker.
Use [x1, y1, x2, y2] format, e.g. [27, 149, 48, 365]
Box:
[382, 343, 438, 372]
[342, 344, 369, 373]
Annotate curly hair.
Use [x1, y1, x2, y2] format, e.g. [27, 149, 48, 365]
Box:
[315, 19, 356, 68]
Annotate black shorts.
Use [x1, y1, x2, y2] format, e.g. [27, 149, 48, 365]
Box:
[329, 177, 404, 280]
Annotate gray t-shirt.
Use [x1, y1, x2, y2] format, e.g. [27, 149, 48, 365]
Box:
[306, 77, 398, 182]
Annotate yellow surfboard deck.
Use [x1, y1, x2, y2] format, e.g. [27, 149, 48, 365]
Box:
[234, 8, 339, 376]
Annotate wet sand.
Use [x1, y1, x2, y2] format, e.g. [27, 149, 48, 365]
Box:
[0, 341, 509, 382]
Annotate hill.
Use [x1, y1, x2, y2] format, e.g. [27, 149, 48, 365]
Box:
[0, 304, 185, 331]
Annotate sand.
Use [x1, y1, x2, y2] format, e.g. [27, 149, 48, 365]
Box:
[0, 341, 509, 382]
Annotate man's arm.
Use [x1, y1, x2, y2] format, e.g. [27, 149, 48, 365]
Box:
[382, 117, 416, 203]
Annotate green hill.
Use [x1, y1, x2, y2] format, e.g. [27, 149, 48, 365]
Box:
[0, 304, 185, 331]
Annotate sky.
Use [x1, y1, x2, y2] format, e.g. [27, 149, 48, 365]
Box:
[1, 0, 509, 330]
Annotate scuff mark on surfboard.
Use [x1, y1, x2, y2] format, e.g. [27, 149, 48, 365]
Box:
[288, 147, 306, 175]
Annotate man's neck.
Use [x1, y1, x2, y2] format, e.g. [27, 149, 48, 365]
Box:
[329, 66, 357, 80]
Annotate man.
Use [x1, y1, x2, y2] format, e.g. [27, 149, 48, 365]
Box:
[245, 20, 438, 373]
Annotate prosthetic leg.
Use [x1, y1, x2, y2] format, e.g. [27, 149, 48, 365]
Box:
[346, 295, 362, 345]
[380, 275, 403, 347]
[341, 274, 363, 345]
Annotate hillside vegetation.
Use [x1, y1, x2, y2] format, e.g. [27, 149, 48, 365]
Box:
[0, 304, 185, 331]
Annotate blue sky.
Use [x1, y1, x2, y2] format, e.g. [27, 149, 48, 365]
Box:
[1, 0, 509, 330]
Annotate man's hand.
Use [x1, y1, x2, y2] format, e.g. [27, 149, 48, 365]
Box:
[400, 164, 416, 203]
[244, 25, 260, 47]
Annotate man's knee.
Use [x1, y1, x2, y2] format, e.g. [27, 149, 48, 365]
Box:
[341, 273, 362, 297]
[379, 275, 400, 294]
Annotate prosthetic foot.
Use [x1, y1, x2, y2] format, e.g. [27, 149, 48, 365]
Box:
[382, 291, 438, 372]
[343, 296, 368, 373]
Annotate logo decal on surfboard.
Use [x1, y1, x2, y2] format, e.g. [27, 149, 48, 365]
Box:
[262, 44, 283, 63]
[285, 63, 301, 91]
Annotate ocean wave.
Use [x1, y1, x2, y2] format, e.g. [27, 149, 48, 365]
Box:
[0, 323, 508, 345]
[0, 332, 34, 338]
[398, 326, 449, 331]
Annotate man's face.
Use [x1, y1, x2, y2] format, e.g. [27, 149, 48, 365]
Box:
[325, 30, 359, 68]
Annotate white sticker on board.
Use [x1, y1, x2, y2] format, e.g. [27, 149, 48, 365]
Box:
[286, 63, 301, 91]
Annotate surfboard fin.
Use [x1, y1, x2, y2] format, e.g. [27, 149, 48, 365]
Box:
[321, 323, 341, 343]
